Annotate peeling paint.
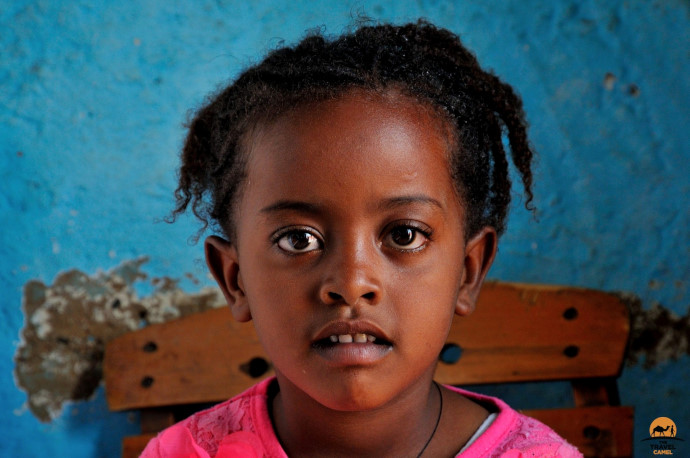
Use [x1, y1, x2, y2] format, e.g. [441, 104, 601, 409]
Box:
[622, 293, 690, 368]
[14, 258, 225, 422]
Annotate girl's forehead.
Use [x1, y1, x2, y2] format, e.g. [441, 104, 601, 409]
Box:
[240, 91, 462, 215]
[246, 89, 454, 167]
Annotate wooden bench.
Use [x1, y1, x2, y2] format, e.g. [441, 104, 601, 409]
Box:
[104, 281, 633, 457]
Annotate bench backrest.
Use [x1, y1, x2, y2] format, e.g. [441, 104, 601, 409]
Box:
[104, 281, 633, 456]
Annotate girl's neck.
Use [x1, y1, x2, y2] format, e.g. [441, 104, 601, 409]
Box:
[270, 374, 442, 457]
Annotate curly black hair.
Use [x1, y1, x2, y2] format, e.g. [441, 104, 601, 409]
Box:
[171, 20, 534, 241]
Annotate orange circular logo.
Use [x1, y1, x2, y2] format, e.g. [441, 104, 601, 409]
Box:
[650, 417, 677, 438]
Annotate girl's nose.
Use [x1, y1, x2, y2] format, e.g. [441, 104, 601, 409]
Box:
[318, 241, 382, 307]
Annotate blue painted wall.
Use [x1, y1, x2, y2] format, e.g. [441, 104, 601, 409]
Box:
[2, 1, 688, 456]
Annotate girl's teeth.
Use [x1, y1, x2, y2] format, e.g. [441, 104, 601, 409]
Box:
[329, 334, 377, 344]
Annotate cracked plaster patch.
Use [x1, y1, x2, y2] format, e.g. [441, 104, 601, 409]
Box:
[622, 293, 690, 368]
[14, 258, 225, 422]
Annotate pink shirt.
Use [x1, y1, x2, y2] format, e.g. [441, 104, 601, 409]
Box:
[141, 377, 582, 457]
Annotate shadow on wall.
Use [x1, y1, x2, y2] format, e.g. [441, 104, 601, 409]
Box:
[13, 258, 690, 422]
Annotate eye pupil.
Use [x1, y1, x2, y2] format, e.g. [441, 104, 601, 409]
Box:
[289, 232, 312, 250]
[392, 227, 415, 246]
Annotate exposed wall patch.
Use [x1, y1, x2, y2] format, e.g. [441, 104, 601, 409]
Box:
[622, 293, 690, 368]
[14, 258, 225, 422]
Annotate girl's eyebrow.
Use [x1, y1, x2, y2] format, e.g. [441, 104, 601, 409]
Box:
[377, 195, 443, 211]
[260, 196, 443, 215]
[260, 200, 322, 215]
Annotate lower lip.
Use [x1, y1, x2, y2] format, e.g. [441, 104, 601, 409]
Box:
[313, 343, 392, 366]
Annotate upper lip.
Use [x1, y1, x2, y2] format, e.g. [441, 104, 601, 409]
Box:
[313, 319, 391, 344]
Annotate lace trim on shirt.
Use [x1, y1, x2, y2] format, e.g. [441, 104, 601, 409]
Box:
[188, 394, 257, 457]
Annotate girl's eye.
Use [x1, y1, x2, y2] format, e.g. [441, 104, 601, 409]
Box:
[275, 230, 322, 253]
[385, 225, 429, 251]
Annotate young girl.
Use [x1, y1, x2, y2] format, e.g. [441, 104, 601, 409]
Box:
[143, 21, 582, 457]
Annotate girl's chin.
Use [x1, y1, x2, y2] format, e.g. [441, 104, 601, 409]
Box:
[304, 375, 401, 413]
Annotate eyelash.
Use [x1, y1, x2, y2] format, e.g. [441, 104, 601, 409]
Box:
[271, 222, 433, 255]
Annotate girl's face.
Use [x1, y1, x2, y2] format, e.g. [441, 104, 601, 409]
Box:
[206, 90, 496, 412]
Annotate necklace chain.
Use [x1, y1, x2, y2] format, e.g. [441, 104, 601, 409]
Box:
[415, 381, 443, 458]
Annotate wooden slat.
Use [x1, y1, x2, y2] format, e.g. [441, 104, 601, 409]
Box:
[436, 282, 630, 386]
[105, 306, 271, 411]
[122, 434, 155, 458]
[524, 406, 634, 457]
[105, 282, 629, 411]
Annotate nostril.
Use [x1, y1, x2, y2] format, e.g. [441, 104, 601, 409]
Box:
[323, 289, 377, 304]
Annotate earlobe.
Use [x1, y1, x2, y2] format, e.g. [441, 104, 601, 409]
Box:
[455, 227, 498, 316]
[204, 235, 252, 322]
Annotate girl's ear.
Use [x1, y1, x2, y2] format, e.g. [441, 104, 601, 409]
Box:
[455, 227, 498, 316]
[205, 235, 251, 322]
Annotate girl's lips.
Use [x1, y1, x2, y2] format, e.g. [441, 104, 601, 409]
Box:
[312, 320, 393, 366]
[312, 341, 392, 366]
